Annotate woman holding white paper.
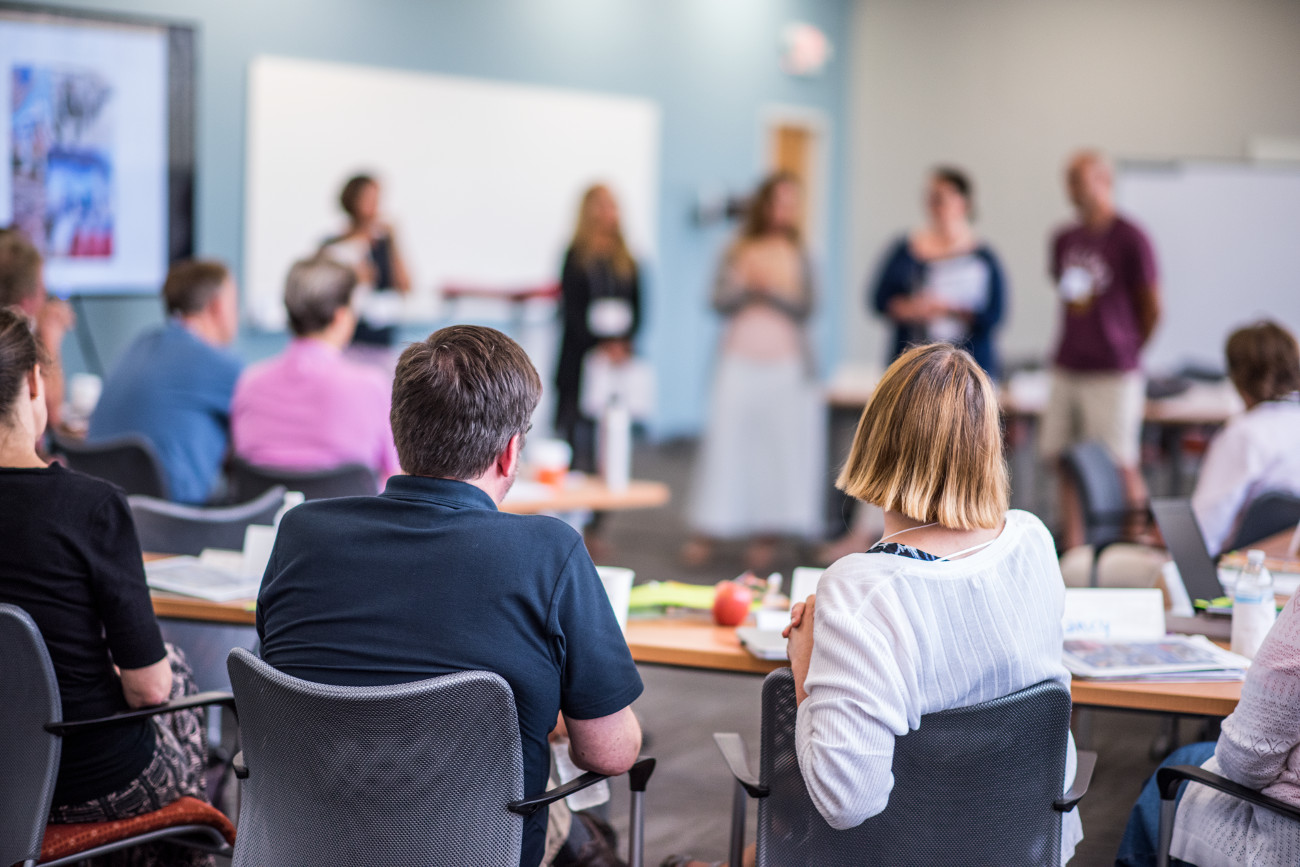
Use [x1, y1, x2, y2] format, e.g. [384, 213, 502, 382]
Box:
[869, 166, 1006, 376]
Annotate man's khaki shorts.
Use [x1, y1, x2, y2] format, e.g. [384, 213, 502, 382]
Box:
[1039, 369, 1145, 467]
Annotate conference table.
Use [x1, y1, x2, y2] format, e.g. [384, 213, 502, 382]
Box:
[149, 531, 1293, 720]
[149, 593, 1244, 717]
[500, 477, 670, 514]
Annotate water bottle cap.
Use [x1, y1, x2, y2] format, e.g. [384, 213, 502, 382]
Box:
[1247, 549, 1267, 567]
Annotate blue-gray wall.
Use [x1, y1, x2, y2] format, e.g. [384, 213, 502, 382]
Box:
[42, 0, 851, 436]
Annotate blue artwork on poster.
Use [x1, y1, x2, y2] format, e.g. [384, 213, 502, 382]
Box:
[12, 65, 114, 258]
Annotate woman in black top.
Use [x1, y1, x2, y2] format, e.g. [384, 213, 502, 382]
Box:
[0, 307, 213, 867]
[322, 174, 412, 350]
[555, 184, 642, 473]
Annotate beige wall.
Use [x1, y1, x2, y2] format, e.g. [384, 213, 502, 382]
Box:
[844, 0, 1300, 371]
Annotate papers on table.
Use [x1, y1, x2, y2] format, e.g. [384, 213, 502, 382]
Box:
[1063, 635, 1249, 682]
[145, 554, 261, 602]
[1061, 588, 1248, 681]
[736, 627, 789, 661]
[1063, 589, 1166, 642]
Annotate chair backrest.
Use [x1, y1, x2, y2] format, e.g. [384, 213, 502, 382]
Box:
[756, 668, 1071, 867]
[0, 604, 63, 867]
[52, 432, 168, 499]
[1229, 491, 1300, 552]
[227, 649, 525, 867]
[129, 486, 287, 556]
[228, 458, 378, 503]
[1062, 440, 1128, 548]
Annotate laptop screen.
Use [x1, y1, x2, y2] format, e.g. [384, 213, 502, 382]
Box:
[1151, 498, 1226, 602]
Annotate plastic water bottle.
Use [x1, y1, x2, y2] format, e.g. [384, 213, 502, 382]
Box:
[600, 397, 631, 493]
[1230, 549, 1276, 660]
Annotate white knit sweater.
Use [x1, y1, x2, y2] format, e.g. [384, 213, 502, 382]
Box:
[1172, 594, 1300, 866]
[794, 508, 1083, 862]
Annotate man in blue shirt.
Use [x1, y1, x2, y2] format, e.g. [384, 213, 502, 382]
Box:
[89, 260, 242, 504]
[257, 325, 644, 867]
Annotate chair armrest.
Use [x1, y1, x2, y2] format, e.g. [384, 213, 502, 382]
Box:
[1156, 765, 1300, 823]
[714, 732, 768, 798]
[232, 750, 248, 780]
[508, 772, 607, 816]
[1054, 749, 1097, 811]
[506, 758, 657, 817]
[45, 691, 236, 735]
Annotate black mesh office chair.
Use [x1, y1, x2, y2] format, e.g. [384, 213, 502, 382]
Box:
[1156, 764, 1300, 867]
[1228, 491, 1300, 552]
[128, 485, 287, 556]
[0, 604, 236, 867]
[1062, 439, 1147, 586]
[228, 458, 377, 502]
[50, 432, 168, 499]
[714, 668, 1094, 867]
[226, 648, 655, 867]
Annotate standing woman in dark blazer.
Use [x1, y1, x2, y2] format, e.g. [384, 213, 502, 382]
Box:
[0, 307, 215, 867]
[554, 184, 642, 473]
[871, 166, 1006, 376]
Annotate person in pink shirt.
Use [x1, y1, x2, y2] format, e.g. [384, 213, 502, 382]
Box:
[232, 256, 400, 482]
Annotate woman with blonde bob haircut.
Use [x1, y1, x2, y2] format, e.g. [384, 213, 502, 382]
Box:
[839, 342, 1008, 530]
[786, 342, 1083, 862]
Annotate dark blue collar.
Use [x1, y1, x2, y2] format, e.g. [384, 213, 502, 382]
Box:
[381, 475, 498, 511]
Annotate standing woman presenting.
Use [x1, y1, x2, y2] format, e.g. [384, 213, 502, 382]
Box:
[322, 174, 411, 355]
[871, 167, 1006, 376]
[554, 184, 642, 473]
[685, 172, 824, 571]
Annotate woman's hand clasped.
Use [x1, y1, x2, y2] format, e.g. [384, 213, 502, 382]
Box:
[785, 594, 816, 705]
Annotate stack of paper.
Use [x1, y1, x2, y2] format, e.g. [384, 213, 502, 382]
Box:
[1061, 588, 1248, 681]
[146, 554, 261, 602]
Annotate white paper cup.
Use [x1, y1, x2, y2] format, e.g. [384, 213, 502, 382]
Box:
[69, 373, 102, 417]
[527, 438, 573, 485]
[595, 566, 635, 634]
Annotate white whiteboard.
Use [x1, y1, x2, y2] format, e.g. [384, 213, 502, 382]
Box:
[244, 55, 660, 329]
[1117, 161, 1300, 373]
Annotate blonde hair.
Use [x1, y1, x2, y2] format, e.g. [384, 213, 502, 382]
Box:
[570, 184, 635, 281]
[837, 343, 1008, 530]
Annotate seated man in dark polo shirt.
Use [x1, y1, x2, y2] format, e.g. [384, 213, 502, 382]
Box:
[256, 324, 643, 867]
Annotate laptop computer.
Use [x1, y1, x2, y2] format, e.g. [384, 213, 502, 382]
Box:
[1150, 498, 1228, 607]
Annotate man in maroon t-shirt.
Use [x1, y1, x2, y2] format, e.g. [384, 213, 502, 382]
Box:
[1041, 150, 1161, 550]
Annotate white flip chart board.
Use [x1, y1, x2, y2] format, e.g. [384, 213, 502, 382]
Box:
[244, 55, 660, 329]
[1116, 161, 1300, 373]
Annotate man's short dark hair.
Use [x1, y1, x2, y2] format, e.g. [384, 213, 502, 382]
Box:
[391, 325, 542, 480]
[163, 259, 231, 316]
[284, 257, 357, 336]
[0, 229, 43, 307]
